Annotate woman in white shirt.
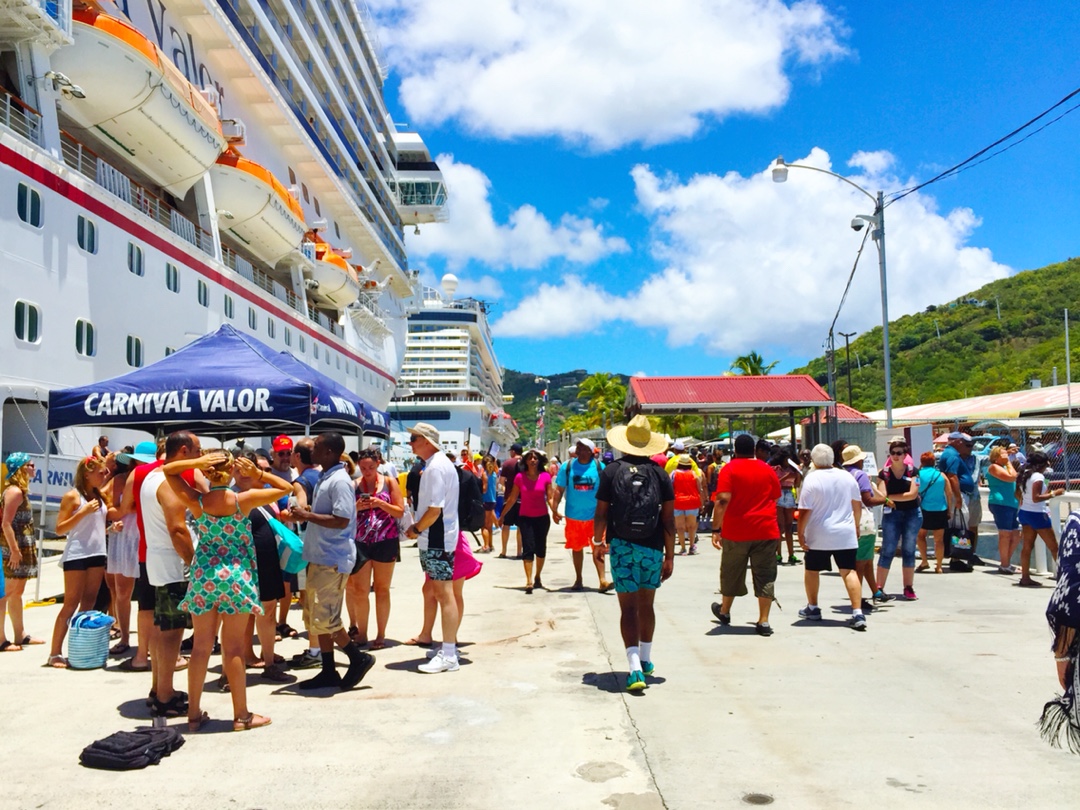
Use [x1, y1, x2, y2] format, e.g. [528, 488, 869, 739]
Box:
[1016, 452, 1063, 587]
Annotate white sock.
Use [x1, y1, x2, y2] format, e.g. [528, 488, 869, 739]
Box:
[626, 646, 641, 672]
[308, 646, 320, 656]
[852, 609, 864, 617]
[639, 642, 652, 663]
[807, 604, 818, 610]
[442, 642, 457, 660]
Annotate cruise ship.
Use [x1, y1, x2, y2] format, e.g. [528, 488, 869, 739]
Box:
[389, 273, 517, 462]
[0, 1, 445, 486]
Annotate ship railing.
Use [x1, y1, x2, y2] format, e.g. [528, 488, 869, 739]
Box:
[0, 87, 43, 146]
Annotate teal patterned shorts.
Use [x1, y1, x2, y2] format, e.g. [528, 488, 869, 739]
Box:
[609, 539, 663, 593]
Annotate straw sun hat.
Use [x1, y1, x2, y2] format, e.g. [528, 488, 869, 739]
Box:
[606, 415, 668, 457]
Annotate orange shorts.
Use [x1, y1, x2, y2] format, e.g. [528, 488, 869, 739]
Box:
[564, 518, 596, 551]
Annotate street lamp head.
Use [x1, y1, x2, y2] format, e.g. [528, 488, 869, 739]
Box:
[771, 156, 788, 183]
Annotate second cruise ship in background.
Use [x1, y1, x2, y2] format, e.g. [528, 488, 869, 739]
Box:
[390, 273, 518, 462]
[0, 0, 446, 477]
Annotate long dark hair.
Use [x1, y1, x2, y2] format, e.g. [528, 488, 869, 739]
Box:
[1016, 451, 1049, 497]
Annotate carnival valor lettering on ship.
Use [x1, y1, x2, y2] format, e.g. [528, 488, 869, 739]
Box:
[82, 388, 274, 417]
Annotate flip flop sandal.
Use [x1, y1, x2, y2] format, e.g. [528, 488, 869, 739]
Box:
[404, 638, 433, 648]
[0, 640, 21, 652]
[21, 636, 45, 645]
[187, 711, 210, 733]
[118, 658, 151, 672]
[233, 713, 271, 732]
[109, 642, 131, 656]
[370, 639, 386, 650]
[46, 655, 69, 668]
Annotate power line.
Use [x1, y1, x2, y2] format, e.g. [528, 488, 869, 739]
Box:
[829, 226, 873, 338]
[887, 85, 1080, 205]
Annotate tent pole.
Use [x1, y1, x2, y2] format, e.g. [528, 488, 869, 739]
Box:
[35, 429, 53, 602]
[788, 408, 796, 449]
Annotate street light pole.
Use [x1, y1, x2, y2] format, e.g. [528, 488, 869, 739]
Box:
[839, 330, 856, 405]
[772, 157, 893, 428]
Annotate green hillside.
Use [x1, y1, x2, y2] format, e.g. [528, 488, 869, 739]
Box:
[792, 257, 1080, 412]
[502, 369, 630, 444]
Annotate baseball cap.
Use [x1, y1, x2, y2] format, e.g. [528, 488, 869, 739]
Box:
[118, 441, 157, 465]
[948, 431, 973, 443]
[672, 440, 685, 451]
[272, 434, 294, 453]
[575, 438, 596, 451]
[510, 443, 524, 454]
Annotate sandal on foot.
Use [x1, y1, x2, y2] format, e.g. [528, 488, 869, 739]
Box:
[109, 642, 131, 656]
[118, 658, 150, 672]
[47, 654, 68, 668]
[370, 639, 386, 650]
[233, 713, 271, 732]
[0, 640, 22, 652]
[187, 711, 209, 733]
[404, 637, 432, 647]
[20, 636, 44, 646]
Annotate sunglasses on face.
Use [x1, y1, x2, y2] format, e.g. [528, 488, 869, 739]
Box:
[890, 449, 906, 456]
[276, 450, 291, 457]
[408, 435, 420, 444]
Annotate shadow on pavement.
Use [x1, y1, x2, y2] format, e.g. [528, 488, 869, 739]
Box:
[705, 624, 761, 636]
[116, 698, 153, 720]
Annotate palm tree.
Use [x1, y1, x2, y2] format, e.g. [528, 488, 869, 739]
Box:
[578, 372, 627, 431]
[729, 351, 779, 376]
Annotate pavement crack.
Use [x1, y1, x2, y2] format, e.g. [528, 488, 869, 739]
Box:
[584, 592, 670, 810]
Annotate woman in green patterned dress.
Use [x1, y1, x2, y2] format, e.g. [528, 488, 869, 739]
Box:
[1, 453, 42, 651]
[164, 452, 291, 732]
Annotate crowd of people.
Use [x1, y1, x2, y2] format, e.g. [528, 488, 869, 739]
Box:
[0, 419, 1077, 749]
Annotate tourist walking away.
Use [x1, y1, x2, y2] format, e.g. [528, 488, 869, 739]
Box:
[290, 433, 376, 690]
[796, 445, 867, 631]
[501, 449, 555, 593]
[1039, 508, 1080, 752]
[841, 445, 886, 611]
[47, 456, 116, 667]
[347, 449, 405, 649]
[164, 452, 292, 731]
[403, 424, 461, 673]
[876, 439, 922, 602]
[938, 432, 984, 565]
[915, 451, 953, 575]
[480, 453, 499, 553]
[1, 453, 40, 651]
[985, 445, 1021, 575]
[710, 434, 781, 636]
[1017, 452, 1063, 587]
[771, 445, 803, 565]
[552, 438, 612, 591]
[499, 443, 523, 558]
[670, 454, 704, 556]
[593, 415, 675, 692]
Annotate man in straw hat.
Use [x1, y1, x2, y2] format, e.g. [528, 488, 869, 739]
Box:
[593, 415, 675, 692]
[841, 444, 888, 611]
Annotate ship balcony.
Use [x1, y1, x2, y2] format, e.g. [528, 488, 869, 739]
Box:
[347, 290, 391, 339]
[0, 87, 43, 145]
[392, 175, 448, 226]
[0, 0, 73, 48]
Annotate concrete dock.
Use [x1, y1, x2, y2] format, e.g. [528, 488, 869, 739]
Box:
[1, 531, 1077, 809]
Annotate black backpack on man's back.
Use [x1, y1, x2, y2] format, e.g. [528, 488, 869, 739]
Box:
[457, 467, 486, 533]
[608, 459, 663, 541]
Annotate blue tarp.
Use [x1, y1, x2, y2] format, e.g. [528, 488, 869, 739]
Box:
[48, 324, 382, 436]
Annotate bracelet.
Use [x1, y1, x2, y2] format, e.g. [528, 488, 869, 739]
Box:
[1055, 655, 1071, 662]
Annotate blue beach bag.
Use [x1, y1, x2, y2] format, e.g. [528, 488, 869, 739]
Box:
[67, 610, 115, 669]
[260, 508, 305, 574]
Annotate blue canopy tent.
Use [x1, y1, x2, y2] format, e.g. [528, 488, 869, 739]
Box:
[47, 324, 376, 436]
[273, 351, 389, 439]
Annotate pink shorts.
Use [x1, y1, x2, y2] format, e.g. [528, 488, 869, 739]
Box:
[425, 533, 482, 582]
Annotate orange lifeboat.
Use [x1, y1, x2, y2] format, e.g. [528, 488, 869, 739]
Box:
[210, 150, 306, 265]
[307, 237, 360, 307]
[51, 8, 227, 197]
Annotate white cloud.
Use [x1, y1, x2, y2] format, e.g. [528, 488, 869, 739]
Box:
[495, 148, 1011, 354]
[492, 276, 620, 337]
[371, 0, 848, 149]
[405, 155, 628, 269]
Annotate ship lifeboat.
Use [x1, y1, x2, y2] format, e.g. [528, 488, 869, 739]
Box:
[210, 151, 306, 265]
[307, 240, 360, 308]
[50, 8, 226, 197]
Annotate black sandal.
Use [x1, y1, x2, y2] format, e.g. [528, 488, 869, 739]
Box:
[152, 693, 189, 718]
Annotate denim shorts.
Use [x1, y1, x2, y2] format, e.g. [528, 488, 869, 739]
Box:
[673, 509, 698, 518]
[1018, 510, 1053, 531]
[988, 504, 1020, 531]
[879, 508, 921, 569]
[777, 490, 796, 510]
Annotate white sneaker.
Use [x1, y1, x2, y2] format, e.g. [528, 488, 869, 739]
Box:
[418, 650, 459, 673]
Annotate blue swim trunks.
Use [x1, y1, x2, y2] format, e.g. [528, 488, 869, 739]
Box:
[609, 538, 664, 593]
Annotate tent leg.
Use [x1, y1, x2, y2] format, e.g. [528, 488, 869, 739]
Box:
[788, 408, 796, 449]
[35, 430, 53, 603]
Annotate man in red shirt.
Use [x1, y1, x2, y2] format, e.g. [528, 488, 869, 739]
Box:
[710, 434, 781, 636]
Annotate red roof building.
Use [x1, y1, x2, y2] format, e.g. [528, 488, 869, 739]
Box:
[626, 375, 834, 415]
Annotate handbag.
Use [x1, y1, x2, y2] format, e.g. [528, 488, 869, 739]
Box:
[67, 610, 115, 669]
[259, 508, 306, 574]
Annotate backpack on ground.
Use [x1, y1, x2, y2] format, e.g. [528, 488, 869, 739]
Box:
[79, 727, 184, 770]
[458, 467, 485, 533]
[609, 459, 663, 541]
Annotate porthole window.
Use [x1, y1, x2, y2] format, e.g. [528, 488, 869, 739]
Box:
[267, 318, 276, 339]
[224, 294, 234, 319]
[77, 216, 97, 253]
[17, 183, 42, 227]
[197, 280, 209, 307]
[165, 263, 180, 293]
[284, 326, 292, 346]
[14, 300, 41, 343]
[165, 346, 176, 356]
[248, 307, 257, 330]
[126, 335, 143, 367]
[298, 335, 306, 353]
[313, 343, 320, 360]
[127, 243, 144, 276]
[75, 319, 95, 356]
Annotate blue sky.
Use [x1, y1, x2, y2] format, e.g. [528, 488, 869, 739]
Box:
[369, 1, 1080, 381]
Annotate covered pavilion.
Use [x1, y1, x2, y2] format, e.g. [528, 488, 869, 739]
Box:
[624, 375, 836, 447]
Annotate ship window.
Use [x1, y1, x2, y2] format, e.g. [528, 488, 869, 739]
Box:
[165, 263, 180, 293]
[336, 354, 340, 369]
[17, 183, 42, 227]
[77, 216, 97, 253]
[126, 335, 143, 367]
[267, 318, 276, 339]
[224, 294, 234, 319]
[127, 243, 144, 276]
[14, 300, 41, 343]
[314, 197, 321, 216]
[324, 348, 330, 365]
[75, 319, 95, 357]
[313, 343, 319, 360]
[197, 280, 209, 307]
[165, 346, 176, 356]
[248, 307, 257, 330]
[284, 326, 292, 346]
[302, 183, 309, 203]
[288, 167, 296, 185]
[299, 335, 306, 353]
[334, 221, 341, 239]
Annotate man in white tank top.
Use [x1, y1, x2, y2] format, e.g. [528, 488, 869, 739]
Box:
[141, 431, 201, 717]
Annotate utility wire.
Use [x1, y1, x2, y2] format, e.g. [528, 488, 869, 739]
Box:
[887, 85, 1080, 205]
[829, 226, 873, 339]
